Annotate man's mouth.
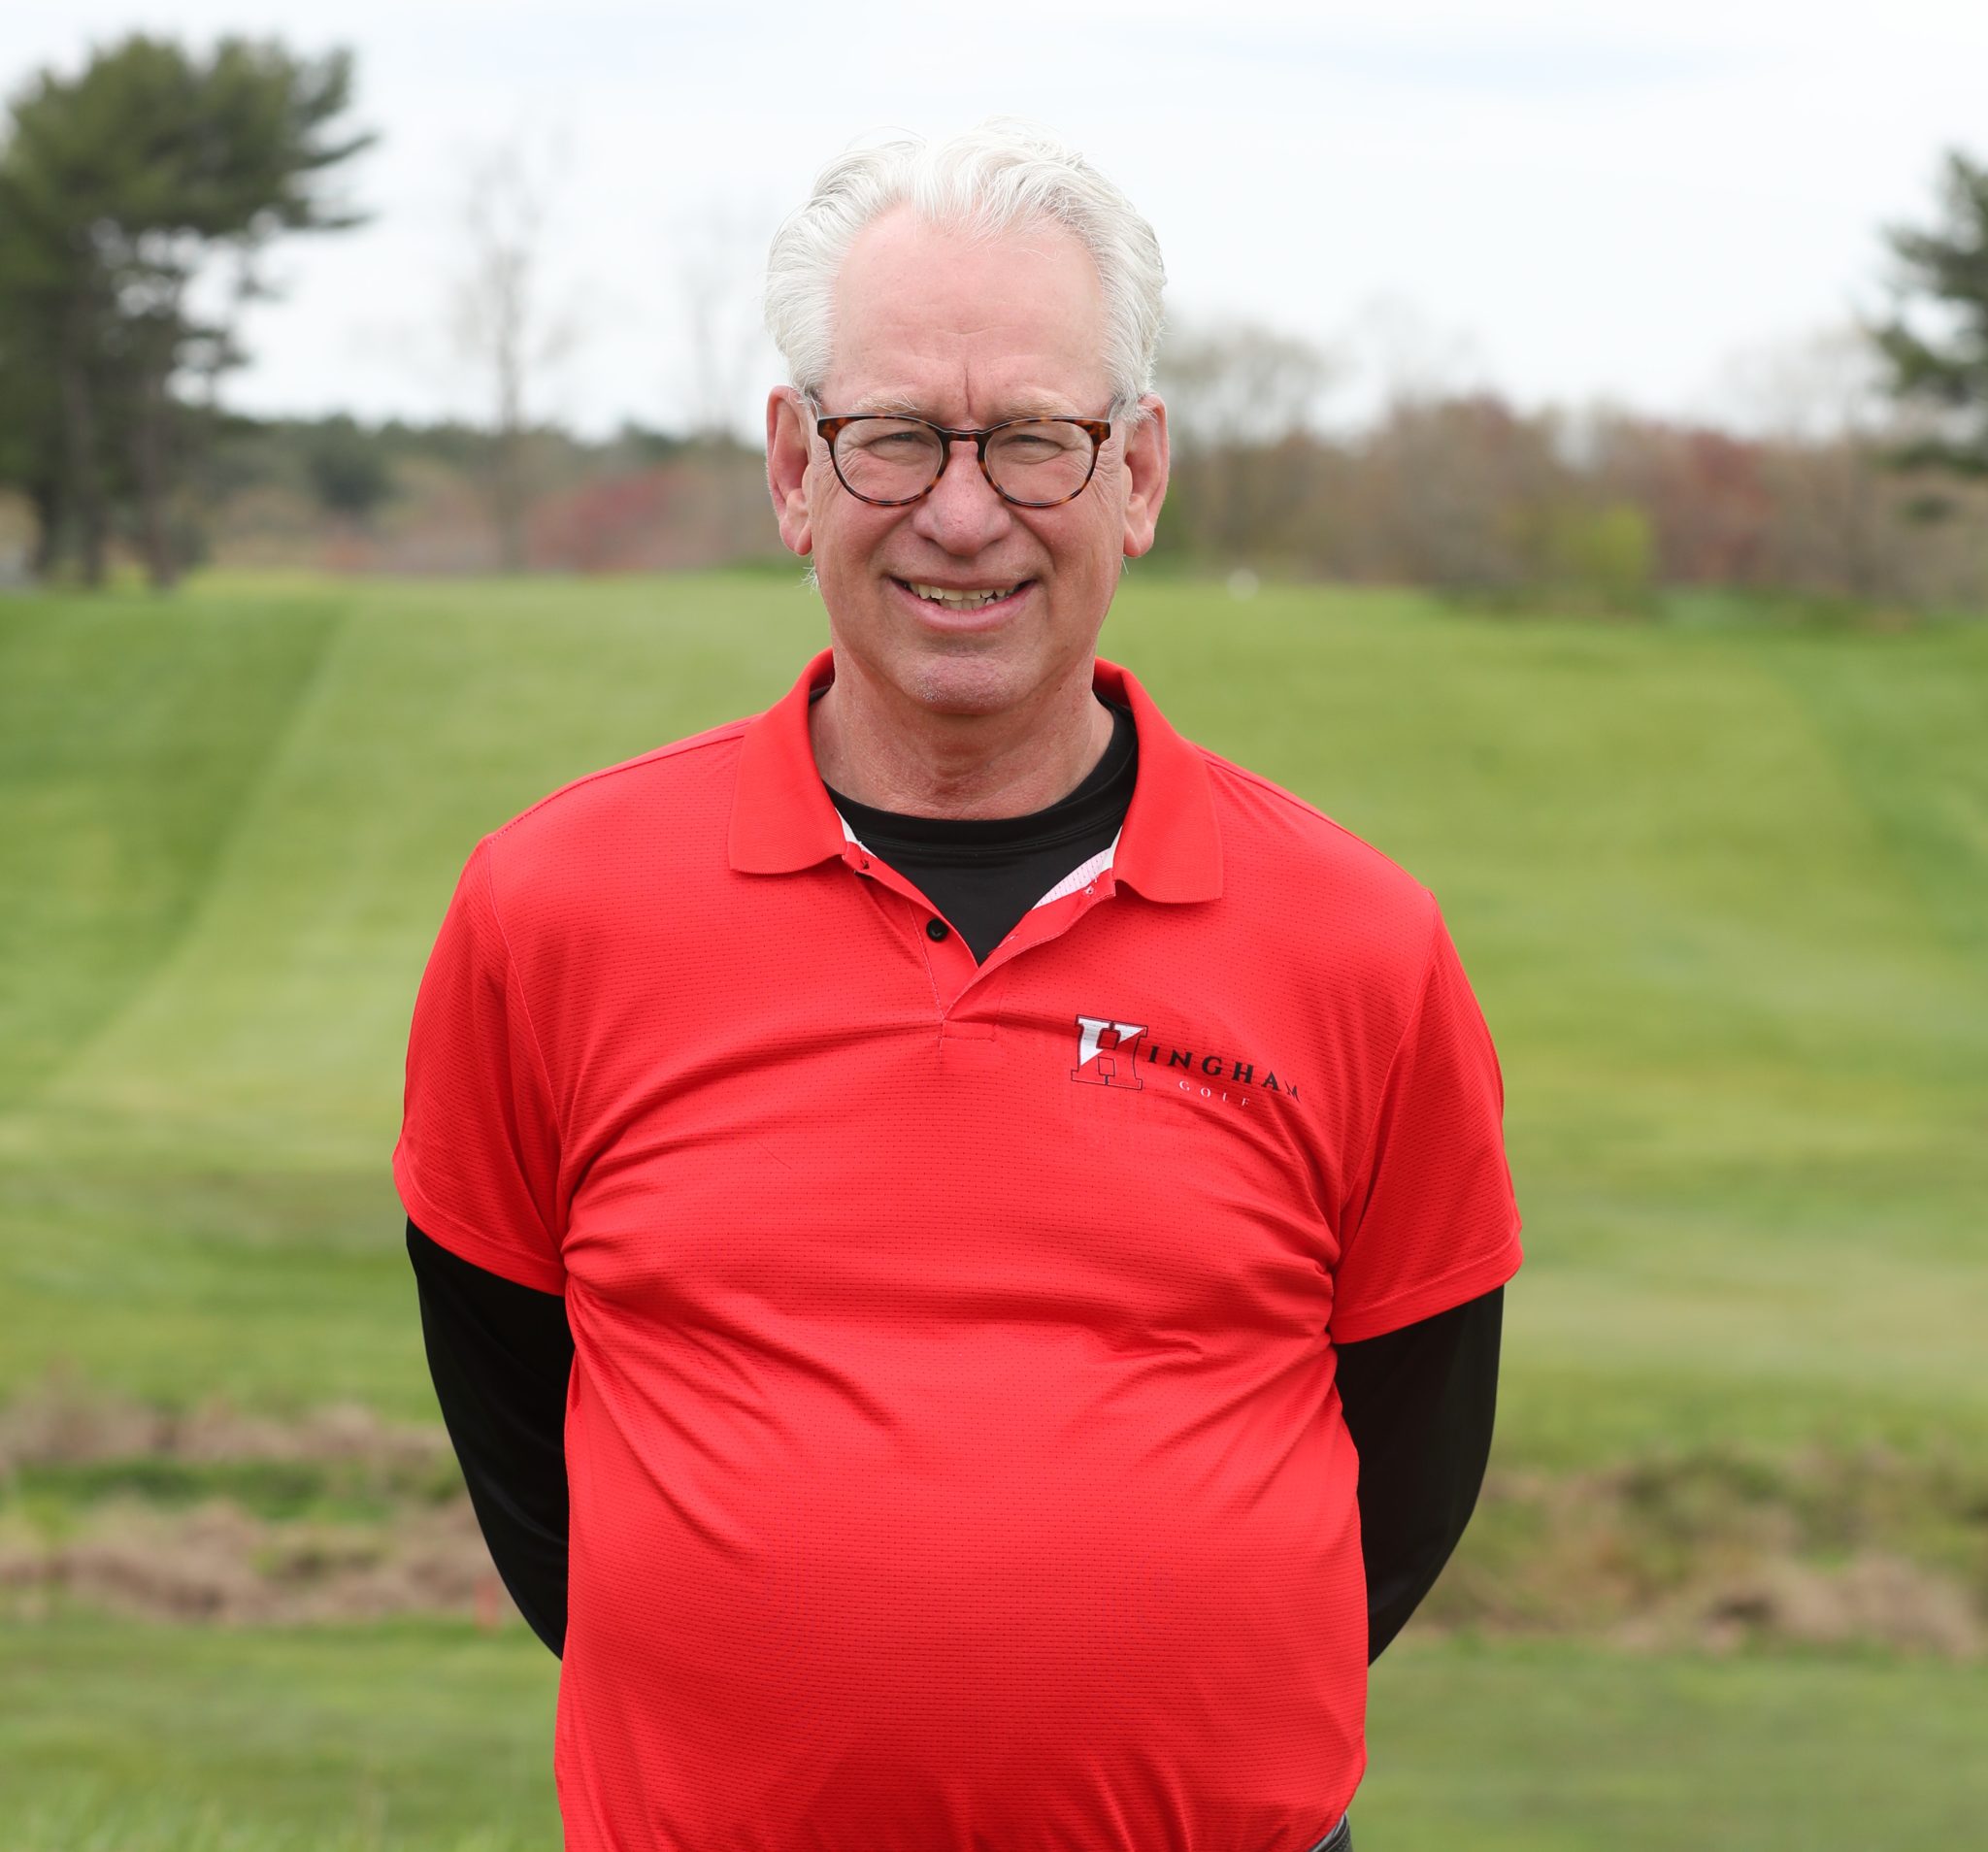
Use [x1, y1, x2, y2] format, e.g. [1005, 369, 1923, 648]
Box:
[894, 579, 1032, 613]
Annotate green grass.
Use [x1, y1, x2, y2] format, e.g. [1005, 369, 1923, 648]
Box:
[1363, 1634, 1988, 1849]
[3, 571, 1982, 1459]
[2, 571, 1984, 1837]
[1, 1615, 560, 1850]
[3, 1614, 1983, 1849]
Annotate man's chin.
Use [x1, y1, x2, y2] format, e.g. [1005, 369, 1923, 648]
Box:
[902, 651, 1034, 717]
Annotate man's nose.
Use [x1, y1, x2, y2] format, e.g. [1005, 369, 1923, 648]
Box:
[910, 438, 1014, 555]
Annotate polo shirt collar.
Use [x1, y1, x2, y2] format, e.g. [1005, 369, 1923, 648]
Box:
[727, 647, 1222, 904]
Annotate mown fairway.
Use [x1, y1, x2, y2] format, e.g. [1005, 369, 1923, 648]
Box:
[4, 571, 1983, 1452]
[2, 571, 1985, 1845]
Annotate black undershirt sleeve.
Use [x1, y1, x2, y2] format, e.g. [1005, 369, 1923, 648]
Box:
[1335, 1286, 1504, 1662]
[407, 1219, 573, 1657]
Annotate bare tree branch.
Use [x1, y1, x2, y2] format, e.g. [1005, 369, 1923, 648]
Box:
[447, 131, 581, 571]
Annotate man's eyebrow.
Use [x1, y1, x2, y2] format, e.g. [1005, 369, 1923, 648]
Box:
[994, 394, 1087, 419]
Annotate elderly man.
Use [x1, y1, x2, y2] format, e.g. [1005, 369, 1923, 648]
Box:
[397, 121, 1521, 1852]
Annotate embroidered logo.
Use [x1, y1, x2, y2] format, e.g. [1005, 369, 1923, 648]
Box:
[1071, 1012, 1302, 1107]
[1071, 1015, 1147, 1089]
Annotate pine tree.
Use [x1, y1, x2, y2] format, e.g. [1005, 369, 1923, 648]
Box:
[1872, 149, 1988, 476]
[0, 35, 373, 584]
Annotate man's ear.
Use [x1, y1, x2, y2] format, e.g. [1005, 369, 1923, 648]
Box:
[766, 386, 814, 557]
[1119, 394, 1170, 559]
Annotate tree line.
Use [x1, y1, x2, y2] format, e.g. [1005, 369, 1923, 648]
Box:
[161, 391, 1980, 608]
[1149, 370, 1988, 614]
[6, 35, 1988, 607]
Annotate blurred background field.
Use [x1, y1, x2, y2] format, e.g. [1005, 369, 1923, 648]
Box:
[3, 570, 1985, 1846]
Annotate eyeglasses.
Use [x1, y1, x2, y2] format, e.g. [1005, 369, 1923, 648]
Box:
[813, 410, 1112, 509]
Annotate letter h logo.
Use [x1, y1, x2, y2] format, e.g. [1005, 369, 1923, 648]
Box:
[1072, 1015, 1146, 1090]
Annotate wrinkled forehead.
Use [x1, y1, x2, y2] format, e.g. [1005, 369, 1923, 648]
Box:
[822, 207, 1113, 420]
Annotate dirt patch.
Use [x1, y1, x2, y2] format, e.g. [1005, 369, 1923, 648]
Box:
[4, 1384, 1982, 1655]
[0, 1495, 514, 1629]
[0, 1381, 509, 1630]
[1421, 1448, 1988, 1660]
[1673, 1551, 1983, 1658]
[0, 1377, 449, 1476]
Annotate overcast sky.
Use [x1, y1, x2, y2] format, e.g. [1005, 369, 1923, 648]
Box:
[6, 0, 1983, 437]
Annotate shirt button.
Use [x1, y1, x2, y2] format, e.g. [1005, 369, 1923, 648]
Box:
[926, 917, 949, 942]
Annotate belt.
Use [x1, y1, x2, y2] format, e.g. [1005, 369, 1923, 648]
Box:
[1301, 1816, 1352, 1852]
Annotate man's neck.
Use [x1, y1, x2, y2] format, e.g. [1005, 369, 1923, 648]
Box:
[809, 661, 1115, 819]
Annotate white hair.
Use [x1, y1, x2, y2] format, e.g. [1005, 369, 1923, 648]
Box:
[764, 117, 1166, 426]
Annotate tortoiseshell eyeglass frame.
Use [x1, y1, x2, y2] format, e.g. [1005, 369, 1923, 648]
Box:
[812, 410, 1114, 509]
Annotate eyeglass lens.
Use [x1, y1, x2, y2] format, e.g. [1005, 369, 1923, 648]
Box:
[833, 418, 1096, 505]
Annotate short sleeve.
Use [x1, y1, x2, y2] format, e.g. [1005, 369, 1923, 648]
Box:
[1329, 904, 1523, 1344]
[392, 837, 567, 1293]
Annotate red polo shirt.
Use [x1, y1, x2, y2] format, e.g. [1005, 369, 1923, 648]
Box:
[394, 649, 1523, 1852]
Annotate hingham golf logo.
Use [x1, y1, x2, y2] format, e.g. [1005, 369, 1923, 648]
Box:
[1070, 1014, 1300, 1104]
[1072, 1016, 1147, 1089]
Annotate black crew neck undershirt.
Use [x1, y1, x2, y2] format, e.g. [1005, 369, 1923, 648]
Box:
[822, 697, 1136, 963]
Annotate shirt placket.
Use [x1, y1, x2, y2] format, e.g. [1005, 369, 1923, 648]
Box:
[837, 843, 1119, 1027]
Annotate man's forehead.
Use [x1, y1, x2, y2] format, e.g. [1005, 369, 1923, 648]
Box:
[839, 203, 1092, 283]
[823, 209, 1111, 414]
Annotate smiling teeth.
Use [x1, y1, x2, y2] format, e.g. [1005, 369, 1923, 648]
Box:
[909, 581, 1018, 611]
